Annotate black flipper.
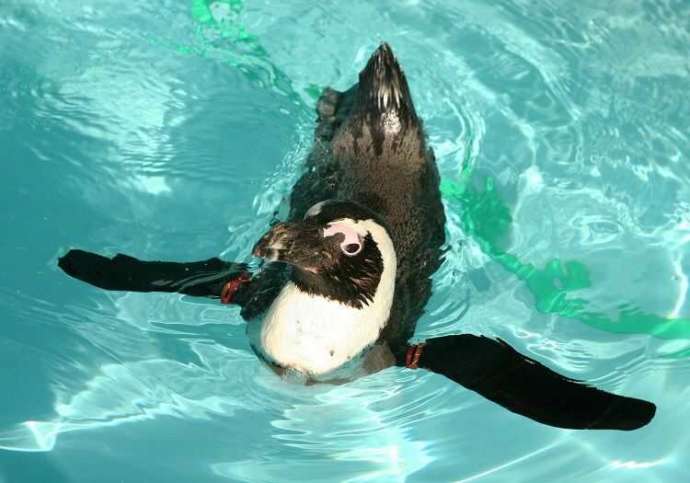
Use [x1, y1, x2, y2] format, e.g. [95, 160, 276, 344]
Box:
[58, 249, 249, 299]
[408, 335, 655, 430]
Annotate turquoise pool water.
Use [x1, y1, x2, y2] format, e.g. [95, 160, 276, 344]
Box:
[1, 0, 689, 481]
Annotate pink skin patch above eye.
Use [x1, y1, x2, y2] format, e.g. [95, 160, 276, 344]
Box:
[323, 222, 361, 253]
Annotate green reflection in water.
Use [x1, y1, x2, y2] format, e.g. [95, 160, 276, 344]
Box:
[441, 174, 690, 348]
[188, 0, 298, 98]
[191, 0, 258, 45]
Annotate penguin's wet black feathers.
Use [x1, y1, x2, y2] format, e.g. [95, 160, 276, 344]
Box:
[57, 43, 656, 431]
[287, 44, 446, 354]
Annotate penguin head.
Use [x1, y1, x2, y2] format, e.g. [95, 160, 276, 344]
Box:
[253, 200, 397, 308]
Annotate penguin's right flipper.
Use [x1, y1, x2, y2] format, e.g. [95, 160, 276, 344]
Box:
[58, 249, 250, 300]
[407, 334, 656, 430]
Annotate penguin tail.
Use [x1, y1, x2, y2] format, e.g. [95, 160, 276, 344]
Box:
[319, 42, 426, 159]
[355, 42, 419, 128]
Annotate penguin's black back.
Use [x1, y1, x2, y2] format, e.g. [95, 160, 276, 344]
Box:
[287, 44, 446, 357]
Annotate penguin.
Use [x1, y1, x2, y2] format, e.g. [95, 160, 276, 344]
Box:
[58, 43, 655, 430]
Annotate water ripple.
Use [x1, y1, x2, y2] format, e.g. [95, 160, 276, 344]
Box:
[1, 0, 689, 481]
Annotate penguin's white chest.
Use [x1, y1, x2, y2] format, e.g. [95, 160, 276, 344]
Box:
[250, 282, 392, 376]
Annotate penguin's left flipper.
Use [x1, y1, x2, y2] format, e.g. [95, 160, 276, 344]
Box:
[58, 249, 250, 300]
[407, 334, 656, 430]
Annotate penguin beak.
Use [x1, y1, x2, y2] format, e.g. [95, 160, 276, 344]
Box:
[253, 222, 327, 271]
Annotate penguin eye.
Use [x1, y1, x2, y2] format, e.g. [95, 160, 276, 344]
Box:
[342, 242, 362, 256]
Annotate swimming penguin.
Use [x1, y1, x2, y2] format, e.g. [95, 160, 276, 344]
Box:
[58, 43, 655, 430]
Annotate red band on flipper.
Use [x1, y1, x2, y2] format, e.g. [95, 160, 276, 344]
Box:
[405, 343, 425, 369]
[220, 272, 251, 304]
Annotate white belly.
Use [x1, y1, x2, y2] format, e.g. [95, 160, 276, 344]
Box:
[249, 282, 392, 376]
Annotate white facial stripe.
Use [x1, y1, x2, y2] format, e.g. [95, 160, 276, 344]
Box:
[304, 201, 327, 219]
[323, 218, 373, 236]
[323, 221, 361, 250]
